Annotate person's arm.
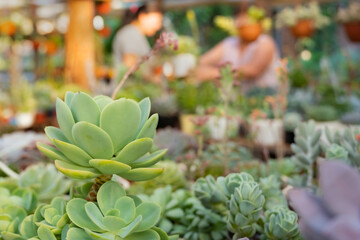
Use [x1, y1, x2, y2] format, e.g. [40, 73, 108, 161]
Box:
[237, 37, 275, 79]
[195, 42, 224, 81]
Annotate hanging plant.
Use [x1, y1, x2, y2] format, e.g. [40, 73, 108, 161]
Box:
[337, 2, 360, 42]
[276, 2, 330, 38]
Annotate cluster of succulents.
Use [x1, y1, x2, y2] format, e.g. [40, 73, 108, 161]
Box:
[276, 1, 330, 29]
[140, 186, 228, 240]
[191, 172, 300, 239]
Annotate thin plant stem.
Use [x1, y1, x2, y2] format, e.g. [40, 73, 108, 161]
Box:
[0, 161, 19, 179]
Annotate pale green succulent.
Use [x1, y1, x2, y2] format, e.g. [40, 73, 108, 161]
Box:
[325, 144, 349, 163]
[0, 187, 38, 238]
[192, 175, 227, 215]
[18, 163, 72, 201]
[291, 121, 322, 188]
[33, 197, 69, 236]
[264, 207, 301, 240]
[217, 172, 255, 199]
[0, 187, 38, 213]
[66, 181, 176, 240]
[259, 175, 287, 211]
[37, 92, 166, 181]
[228, 181, 265, 238]
[141, 187, 227, 240]
[324, 127, 360, 168]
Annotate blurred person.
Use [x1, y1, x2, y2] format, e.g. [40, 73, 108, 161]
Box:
[196, 9, 279, 93]
[113, 2, 163, 70]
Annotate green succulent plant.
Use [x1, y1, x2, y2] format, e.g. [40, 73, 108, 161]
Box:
[141, 187, 227, 240]
[192, 175, 227, 215]
[263, 207, 301, 240]
[0, 187, 38, 238]
[325, 144, 349, 163]
[284, 112, 302, 131]
[305, 105, 338, 122]
[259, 175, 287, 211]
[66, 181, 176, 240]
[128, 161, 187, 195]
[33, 197, 69, 236]
[37, 91, 166, 181]
[18, 163, 72, 201]
[0, 187, 38, 213]
[2, 214, 39, 240]
[217, 172, 255, 199]
[324, 127, 360, 168]
[227, 181, 265, 239]
[291, 121, 322, 188]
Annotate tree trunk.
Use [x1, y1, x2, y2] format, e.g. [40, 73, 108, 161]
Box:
[65, 0, 95, 89]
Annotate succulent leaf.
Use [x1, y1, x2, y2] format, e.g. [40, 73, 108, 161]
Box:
[72, 122, 114, 159]
[70, 92, 100, 125]
[120, 168, 164, 181]
[53, 139, 92, 167]
[56, 98, 75, 143]
[89, 159, 131, 175]
[54, 160, 101, 179]
[136, 114, 159, 140]
[100, 99, 141, 152]
[114, 138, 153, 165]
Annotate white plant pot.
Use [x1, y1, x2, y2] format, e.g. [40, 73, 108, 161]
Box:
[15, 112, 35, 129]
[206, 116, 239, 141]
[172, 53, 196, 78]
[250, 119, 283, 146]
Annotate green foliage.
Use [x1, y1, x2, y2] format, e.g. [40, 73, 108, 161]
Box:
[18, 164, 72, 201]
[291, 121, 322, 188]
[259, 176, 287, 211]
[305, 105, 338, 122]
[175, 82, 219, 114]
[192, 175, 227, 215]
[324, 127, 360, 168]
[228, 181, 265, 238]
[37, 92, 166, 181]
[264, 207, 301, 240]
[128, 161, 187, 195]
[66, 181, 176, 240]
[141, 187, 227, 240]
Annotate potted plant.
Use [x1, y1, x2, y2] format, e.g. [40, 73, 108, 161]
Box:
[337, 2, 360, 42]
[276, 2, 330, 38]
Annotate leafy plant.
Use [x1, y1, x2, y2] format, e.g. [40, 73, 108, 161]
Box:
[323, 127, 360, 168]
[291, 121, 322, 188]
[259, 175, 287, 211]
[305, 105, 338, 122]
[37, 92, 166, 200]
[66, 181, 176, 240]
[263, 207, 301, 240]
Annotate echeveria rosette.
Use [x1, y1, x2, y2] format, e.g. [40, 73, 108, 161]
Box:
[264, 207, 301, 240]
[66, 181, 177, 240]
[37, 92, 167, 181]
[33, 197, 69, 237]
[217, 172, 255, 199]
[228, 181, 265, 238]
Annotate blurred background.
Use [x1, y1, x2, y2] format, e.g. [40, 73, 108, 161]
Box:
[0, 0, 359, 162]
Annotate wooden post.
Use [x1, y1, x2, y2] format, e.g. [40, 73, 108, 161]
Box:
[65, 0, 95, 89]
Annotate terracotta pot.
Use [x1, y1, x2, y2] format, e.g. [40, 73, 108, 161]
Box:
[97, 2, 111, 15]
[45, 41, 58, 55]
[291, 19, 315, 38]
[0, 21, 17, 36]
[239, 23, 263, 42]
[344, 22, 360, 42]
